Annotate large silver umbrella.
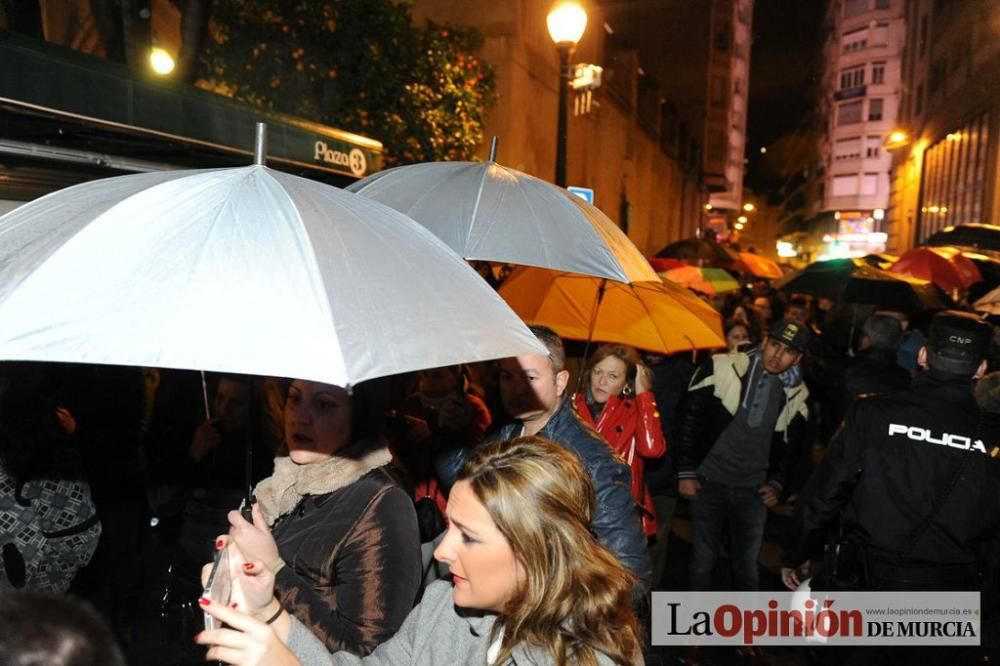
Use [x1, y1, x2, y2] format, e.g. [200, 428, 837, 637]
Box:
[0, 164, 545, 387]
[347, 154, 658, 284]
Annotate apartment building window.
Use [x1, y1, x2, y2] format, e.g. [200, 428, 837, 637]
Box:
[871, 22, 889, 46]
[840, 66, 865, 89]
[835, 137, 862, 160]
[842, 27, 868, 53]
[839, 100, 864, 124]
[714, 21, 731, 52]
[844, 0, 869, 19]
[875, 0, 890, 9]
[711, 76, 727, 107]
[833, 174, 859, 196]
[868, 98, 884, 121]
[862, 173, 879, 195]
[866, 136, 881, 157]
[871, 61, 886, 84]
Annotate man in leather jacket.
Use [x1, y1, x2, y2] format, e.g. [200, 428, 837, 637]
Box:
[435, 326, 650, 586]
[782, 311, 1000, 595]
[678, 320, 811, 591]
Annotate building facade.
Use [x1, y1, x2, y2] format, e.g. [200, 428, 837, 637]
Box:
[411, 0, 733, 255]
[886, 0, 1000, 252]
[815, 0, 905, 256]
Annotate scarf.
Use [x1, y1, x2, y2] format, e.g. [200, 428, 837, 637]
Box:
[252, 442, 392, 526]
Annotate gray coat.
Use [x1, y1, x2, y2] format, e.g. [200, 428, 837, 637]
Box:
[287, 580, 636, 665]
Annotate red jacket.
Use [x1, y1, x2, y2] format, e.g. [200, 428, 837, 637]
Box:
[574, 391, 667, 536]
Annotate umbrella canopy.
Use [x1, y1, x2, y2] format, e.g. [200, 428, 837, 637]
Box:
[656, 237, 743, 272]
[925, 223, 1000, 253]
[890, 246, 983, 291]
[973, 285, 1000, 315]
[347, 160, 658, 283]
[738, 252, 783, 279]
[775, 258, 952, 311]
[497, 267, 725, 354]
[0, 165, 546, 387]
[661, 266, 740, 295]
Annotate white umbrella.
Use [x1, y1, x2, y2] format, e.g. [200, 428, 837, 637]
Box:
[0, 165, 545, 387]
[347, 156, 659, 284]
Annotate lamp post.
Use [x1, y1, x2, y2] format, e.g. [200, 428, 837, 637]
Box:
[547, 2, 587, 188]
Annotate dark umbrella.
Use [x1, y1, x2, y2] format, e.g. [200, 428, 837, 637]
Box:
[774, 258, 952, 312]
[656, 237, 745, 272]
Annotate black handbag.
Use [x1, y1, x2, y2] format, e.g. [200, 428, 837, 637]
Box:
[415, 489, 446, 543]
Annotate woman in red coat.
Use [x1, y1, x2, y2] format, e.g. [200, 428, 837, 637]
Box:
[574, 344, 667, 537]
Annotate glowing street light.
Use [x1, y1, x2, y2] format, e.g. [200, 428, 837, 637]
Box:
[547, 1, 588, 187]
[149, 46, 175, 75]
[743, 203, 755, 212]
[704, 203, 713, 211]
[885, 130, 909, 149]
[737, 215, 748, 224]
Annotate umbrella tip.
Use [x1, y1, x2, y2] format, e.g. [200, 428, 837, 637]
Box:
[488, 136, 499, 162]
[254, 122, 267, 166]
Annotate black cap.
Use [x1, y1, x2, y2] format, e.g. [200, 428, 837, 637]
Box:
[926, 310, 992, 374]
[768, 319, 812, 353]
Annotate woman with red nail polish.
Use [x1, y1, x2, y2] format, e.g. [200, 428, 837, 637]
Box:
[224, 379, 420, 657]
[197, 438, 641, 665]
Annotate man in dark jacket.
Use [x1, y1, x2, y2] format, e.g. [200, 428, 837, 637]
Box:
[782, 311, 1000, 594]
[435, 326, 650, 585]
[678, 320, 811, 591]
[827, 313, 911, 429]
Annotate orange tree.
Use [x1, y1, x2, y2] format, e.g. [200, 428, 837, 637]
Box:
[197, 0, 497, 165]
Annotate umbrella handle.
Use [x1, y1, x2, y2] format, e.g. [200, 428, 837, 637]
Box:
[200, 370, 211, 420]
[575, 280, 607, 396]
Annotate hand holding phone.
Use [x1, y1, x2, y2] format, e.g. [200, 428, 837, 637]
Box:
[202, 546, 232, 631]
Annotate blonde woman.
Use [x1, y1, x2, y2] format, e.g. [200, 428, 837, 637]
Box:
[198, 437, 643, 665]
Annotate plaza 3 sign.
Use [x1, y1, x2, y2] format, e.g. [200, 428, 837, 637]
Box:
[314, 140, 368, 177]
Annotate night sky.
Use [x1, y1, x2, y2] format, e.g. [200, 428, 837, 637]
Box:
[744, 0, 827, 194]
[746, 0, 826, 152]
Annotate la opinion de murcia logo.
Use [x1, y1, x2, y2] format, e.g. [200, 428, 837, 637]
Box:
[314, 141, 367, 177]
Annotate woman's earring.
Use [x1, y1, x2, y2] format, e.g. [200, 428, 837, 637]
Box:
[622, 384, 633, 397]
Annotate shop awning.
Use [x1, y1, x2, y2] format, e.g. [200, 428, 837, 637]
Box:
[0, 31, 383, 200]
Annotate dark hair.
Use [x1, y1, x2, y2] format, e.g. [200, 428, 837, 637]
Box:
[862, 314, 903, 351]
[528, 325, 566, 373]
[0, 591, 126, 666]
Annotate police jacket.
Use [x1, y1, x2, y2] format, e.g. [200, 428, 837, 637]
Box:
[434, 397, 651, 585]
[784, 370, 1000, 570]
[677, 348, 810, 491]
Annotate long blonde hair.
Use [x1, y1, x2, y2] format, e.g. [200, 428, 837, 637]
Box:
[457, 437, 641, 665]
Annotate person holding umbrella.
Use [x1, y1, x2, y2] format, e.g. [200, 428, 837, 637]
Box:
[573, 344, 667, 538]
[222, 378, 421, 656]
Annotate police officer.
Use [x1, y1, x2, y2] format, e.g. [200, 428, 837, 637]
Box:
[782, 311, 999, 598]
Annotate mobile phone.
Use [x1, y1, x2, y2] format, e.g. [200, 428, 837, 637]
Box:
[202, 546, 232, 631]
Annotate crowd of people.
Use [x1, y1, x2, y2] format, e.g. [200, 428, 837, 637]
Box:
[1, 274, 999, 665]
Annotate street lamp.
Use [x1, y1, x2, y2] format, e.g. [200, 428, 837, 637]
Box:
[547, 1, 587, 187]
[149, 46, 175, 75]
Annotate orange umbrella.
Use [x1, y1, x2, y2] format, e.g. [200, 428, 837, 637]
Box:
[890, 246, 982, 292]
[738, 252, 783, 279]
[498, 267, 725, 353]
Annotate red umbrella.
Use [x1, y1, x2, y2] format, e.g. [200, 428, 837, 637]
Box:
[648, 257, 687, 272]
[890, 247, 982, 292]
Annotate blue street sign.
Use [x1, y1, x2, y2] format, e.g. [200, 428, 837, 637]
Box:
[567, 186, 594, 204]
